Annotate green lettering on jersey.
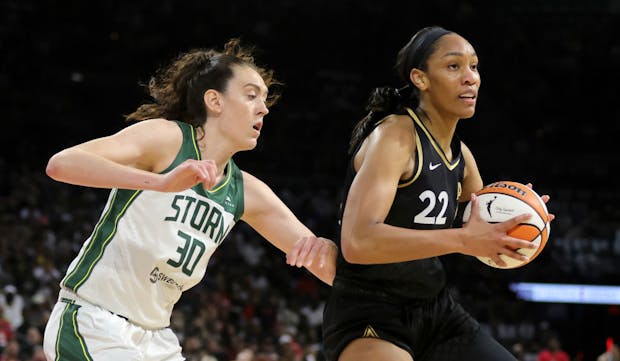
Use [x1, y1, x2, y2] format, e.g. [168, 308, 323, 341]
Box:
[164, 195, 184, 222]
[180, 196, 196, 223]
[202, 207, 222, 239]
[190, 200, 210, 231]
[167, 230, 207, 276]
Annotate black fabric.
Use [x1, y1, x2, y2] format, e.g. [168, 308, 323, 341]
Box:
[322, 287, 513, 361]
[333, 108, 465, 300]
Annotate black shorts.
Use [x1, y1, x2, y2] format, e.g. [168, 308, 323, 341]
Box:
[322, 282, 516, 361]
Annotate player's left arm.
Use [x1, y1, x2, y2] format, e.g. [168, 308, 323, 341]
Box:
[240, 171, 337, 286]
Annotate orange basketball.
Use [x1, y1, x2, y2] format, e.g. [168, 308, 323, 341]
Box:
[462, 181, 550, 269]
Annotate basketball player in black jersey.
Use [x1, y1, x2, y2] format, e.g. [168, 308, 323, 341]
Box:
[322, 26, 554, 361]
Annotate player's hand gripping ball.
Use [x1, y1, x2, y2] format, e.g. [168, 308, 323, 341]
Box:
[462, 181, 550, 269]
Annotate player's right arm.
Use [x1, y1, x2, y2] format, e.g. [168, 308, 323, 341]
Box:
[45, 119, 216, 191]
[340, 116, 533, 266]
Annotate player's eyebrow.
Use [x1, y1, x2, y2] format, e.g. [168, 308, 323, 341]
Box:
[244, 83, 269, 96]
[441, 51, 477, 58]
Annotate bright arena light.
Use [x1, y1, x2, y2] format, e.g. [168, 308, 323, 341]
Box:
[509, 282, 620, 305]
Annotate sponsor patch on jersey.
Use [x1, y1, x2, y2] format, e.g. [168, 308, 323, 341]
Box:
[149, 267, 184, 291]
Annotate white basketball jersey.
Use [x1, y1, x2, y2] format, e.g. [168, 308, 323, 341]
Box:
[60, 121, 244, 329]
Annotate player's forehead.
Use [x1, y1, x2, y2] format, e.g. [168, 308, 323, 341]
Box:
[230, 64, 268, 94]
[431, 34, 477, 60]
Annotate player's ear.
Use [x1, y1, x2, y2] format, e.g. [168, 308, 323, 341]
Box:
[410, 68, 428, 91]
[204, 90, 222, 115]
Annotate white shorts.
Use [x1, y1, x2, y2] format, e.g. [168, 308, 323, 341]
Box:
[43, 289, 184, 361]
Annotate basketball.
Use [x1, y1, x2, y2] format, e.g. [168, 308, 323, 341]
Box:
[462, 181, 550, 269]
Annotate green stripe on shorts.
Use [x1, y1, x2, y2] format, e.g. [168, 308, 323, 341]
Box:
[55, 302, 93, 361]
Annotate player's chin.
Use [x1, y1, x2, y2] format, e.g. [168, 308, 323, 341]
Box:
[459, 107, 476, 119]
[242, 139, 258, 151]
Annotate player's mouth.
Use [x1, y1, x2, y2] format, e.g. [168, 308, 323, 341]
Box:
[252, 120, 263, 134]
[459, 93, 477, 105]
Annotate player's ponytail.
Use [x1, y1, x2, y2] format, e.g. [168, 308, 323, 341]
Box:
[348, 85, 406, 154]
[348, 26, 452, 154]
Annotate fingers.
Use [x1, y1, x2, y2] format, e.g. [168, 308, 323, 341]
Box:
[198, 160, 216, 189]
[287, 236, 316, 268]
[503, 235, 537, 250]
[537, 194, 554, 221]
[296, 237, 314, 267]
[469, 193, 480, 219]
[204, 161, 217, 189]
[504, 249, 529, 263]
[190, 162, 210, 184]
[489, 254, 507, 268]
[319, 240, 334, 268]
[286, 237, 303, 266]
[186, 159, 217, 189]
[286, 237, 329, 269]
[498, 213, 531, 231]
[301, 238, 322, 268]
[487, 241, 532, 267]
[527, 184, 553, 205]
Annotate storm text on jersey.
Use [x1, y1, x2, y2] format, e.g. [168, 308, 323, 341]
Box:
[164, 194, 228, 244]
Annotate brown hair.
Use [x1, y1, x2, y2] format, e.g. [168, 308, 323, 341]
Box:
[125, 38, 282, 129]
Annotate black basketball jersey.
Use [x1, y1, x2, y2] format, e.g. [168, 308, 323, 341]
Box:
[335, 107, 465, 300]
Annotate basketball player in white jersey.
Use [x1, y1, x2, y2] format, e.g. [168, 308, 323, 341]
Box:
[42, 38, 337, 361]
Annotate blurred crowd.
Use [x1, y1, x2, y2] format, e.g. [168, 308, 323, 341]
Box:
[1, 160, 619, 361]
[2, 1, 620, 360]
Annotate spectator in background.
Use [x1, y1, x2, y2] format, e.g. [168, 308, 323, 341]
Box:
[234, 348, 255, 361]
[0, 286, 24, 332]
[17, 326, 42, 360]
[29, 346, 47, 361]
[537, 335, 570, 361]
[597, 342, 620, 361]
[0, 306, 14, 355]
[0, 340, 19, 361]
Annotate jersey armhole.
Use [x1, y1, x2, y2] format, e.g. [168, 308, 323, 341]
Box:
[159, 121, 201, 174]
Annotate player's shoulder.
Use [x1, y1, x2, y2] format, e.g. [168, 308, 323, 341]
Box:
[240, 170, 268, 189]
[115, 118, 184, 152]
[139, 118, 183, 129]
[459, 140, 475, 158]
[122, 118, 180, 133]
[373, 114, 415, 141]
[127, 118, 183, 136]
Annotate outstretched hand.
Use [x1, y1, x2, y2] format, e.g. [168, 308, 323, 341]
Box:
[156, 159, 217, 192]
[286, 236, 338, 285]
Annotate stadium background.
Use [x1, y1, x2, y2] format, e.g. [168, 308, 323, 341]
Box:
[1, 0, 619, 360]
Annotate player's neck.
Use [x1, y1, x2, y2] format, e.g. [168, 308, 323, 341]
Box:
[416, 106, 457, 151]
[196, 127, 234, 178]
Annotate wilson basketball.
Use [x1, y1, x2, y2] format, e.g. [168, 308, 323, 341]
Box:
[462, 181, 550, 269]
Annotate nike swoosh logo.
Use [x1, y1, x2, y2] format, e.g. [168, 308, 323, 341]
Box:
[429, 162, 441, 170]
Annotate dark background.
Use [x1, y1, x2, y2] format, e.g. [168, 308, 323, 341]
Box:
[1, 0, 619, 360]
